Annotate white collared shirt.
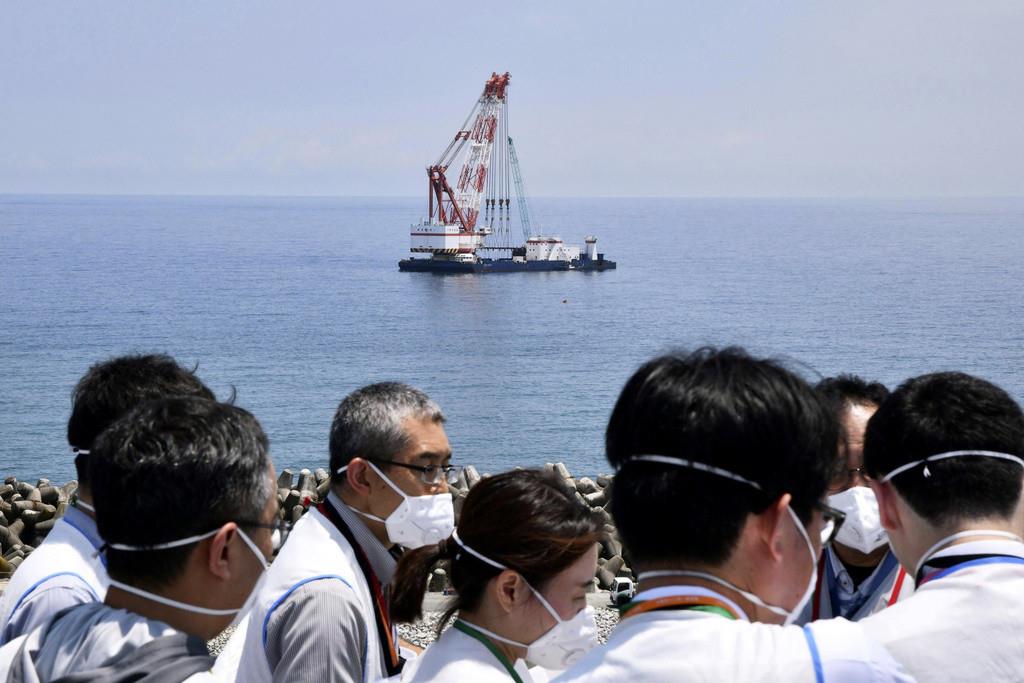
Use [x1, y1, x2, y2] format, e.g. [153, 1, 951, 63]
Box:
[554, 583, 913, 683]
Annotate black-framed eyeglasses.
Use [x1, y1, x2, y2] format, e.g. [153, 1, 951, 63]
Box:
[830, 466, 867, 491]
[816, 501, 846, 547]
[369, 458, 462, 486]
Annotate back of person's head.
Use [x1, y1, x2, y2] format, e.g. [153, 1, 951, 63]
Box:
[816, 374, 889, 415]
[864, 371, 1024, 526]
[606, 347, 838, 568]
[67, 354, 215, 486]
[91, 396, 272, 588]
[390, 469, 602, 626]
[329, 381, 444, 483]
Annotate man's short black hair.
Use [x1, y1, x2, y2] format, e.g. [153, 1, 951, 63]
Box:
[91, 396, 272, 588]
[606, 347, 838, 568]
[864, 371, 1024, 526]
[67, 354, 214, 486]
[815, 374, 889, 415]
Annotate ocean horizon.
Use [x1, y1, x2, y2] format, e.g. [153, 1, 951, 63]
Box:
[3, 194, 1023, 483]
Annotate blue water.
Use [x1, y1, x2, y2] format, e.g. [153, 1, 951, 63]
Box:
[2, 195, 1023, 483]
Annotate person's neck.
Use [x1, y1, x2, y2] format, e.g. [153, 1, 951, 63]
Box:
[105, 580, 221, 640]
[638, 563, 766, 622]
[336, 484, 393, 548]
[914, 518, 1023, 568]
[75, 487, 96, 520]
[458, 606, 527, 666]
[833, 542, 888, 569]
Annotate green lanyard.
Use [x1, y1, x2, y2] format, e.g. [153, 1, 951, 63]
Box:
[453, 620, 525, 683]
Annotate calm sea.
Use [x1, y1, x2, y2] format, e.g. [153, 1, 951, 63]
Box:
[2, 195, 1023, 483]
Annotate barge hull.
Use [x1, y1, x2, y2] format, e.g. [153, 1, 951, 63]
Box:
[398, 257, 617, 274]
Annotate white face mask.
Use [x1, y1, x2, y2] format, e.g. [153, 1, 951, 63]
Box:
[339, 461, 455, 549]
[828, 486, 888, 554]
[628, 455, 819, 626]
[106, 525, 268, 626]
[451, 530, 599, 669]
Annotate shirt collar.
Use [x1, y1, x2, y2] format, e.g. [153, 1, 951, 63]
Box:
[929, 539, 1024, 562]
[62, 505, 103, 551]
[632, 584, 750, 621]
[327, 491, 398, 586]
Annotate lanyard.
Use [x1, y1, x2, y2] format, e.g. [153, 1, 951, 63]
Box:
[620, 594, 740, 621]
[916, 555, 1024, 587]
[822, 550, 900, 620]
[453, 620, 525, 683]
[317, 501, 402, 676]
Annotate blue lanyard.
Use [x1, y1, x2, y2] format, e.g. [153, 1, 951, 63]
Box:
[825, 550, 898, 619]
[918, 556, 1024, 586]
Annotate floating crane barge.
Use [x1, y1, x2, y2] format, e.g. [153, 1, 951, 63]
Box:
[399, 72, 616, 274]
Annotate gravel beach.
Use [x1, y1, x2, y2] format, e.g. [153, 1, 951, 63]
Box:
[208, 591, 620, 656]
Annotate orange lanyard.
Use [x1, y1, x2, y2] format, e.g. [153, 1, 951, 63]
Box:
[317, 502, 401, 675]
[621, 594, 740, 620]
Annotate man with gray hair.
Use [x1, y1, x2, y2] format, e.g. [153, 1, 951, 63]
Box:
[222, 382, 460, 682]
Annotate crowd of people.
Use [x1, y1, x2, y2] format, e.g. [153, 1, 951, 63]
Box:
[0, 348, 1021, 682]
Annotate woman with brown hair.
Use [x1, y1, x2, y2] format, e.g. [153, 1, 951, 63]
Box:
[391, 468, 603, 682]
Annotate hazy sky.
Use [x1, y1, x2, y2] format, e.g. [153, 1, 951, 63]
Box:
[2, 1, 1022, 197]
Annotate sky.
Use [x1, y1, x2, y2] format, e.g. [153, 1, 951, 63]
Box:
[2, 1, 1023, 198]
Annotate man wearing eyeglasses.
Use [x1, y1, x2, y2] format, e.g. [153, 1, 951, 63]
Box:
[221, 382, 459, 683]
[556, 348, 912, 683]
[794, 376, 914, 625]
[0, 396, 277, 682]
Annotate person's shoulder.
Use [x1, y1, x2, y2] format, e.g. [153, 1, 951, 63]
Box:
[405, 633, 511, 683]
[806, 618, 916, 683]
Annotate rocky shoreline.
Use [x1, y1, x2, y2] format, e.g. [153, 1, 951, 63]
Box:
[0, 477, 78, 576]
[1, 462, 634, 590]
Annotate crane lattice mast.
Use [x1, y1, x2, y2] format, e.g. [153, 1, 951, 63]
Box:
[427, 72, 510, 234]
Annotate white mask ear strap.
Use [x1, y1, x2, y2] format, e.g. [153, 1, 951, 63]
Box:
[337, 461, 408, 498]
[527, 583, 564, 623]
[882, 450, 1024, 482]
[107, 579, 239, 616]
[107, 527, 220, 551]
[451, 529, 507, 569]
[364, 460, 407, 497]
[348, 505, 387, 524]
[627, 455, 763, 490]
[460, 619, 529, 649]
[236, 528, 270, 570]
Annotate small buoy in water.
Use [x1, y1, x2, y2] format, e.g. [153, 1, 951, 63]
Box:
[562, 299, 568, 304]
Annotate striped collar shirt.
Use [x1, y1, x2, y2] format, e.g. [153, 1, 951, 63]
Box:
[326, 491, 397, 586]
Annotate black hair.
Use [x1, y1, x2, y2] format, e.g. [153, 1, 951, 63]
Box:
[863, 371, 1024, 525]
[90, 396, 272, 588]
[390, 469, 602, 628]
[67, 354, 215, 486]
[815, 374, 889, 416]
[816, 374, 889, 474]
[329, 382, 444, 483]
[605, 347, 838, 567]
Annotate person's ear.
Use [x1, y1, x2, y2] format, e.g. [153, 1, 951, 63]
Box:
[869, 480, 901, 532]
[493, 569, 528, 614]
[755, 493, 793, 564]
[207, 522, 237, 580]
[345, 458, 374, 497]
